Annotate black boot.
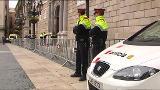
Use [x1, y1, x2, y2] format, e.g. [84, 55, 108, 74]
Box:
[70, 73, 81, 77]
[79, 76, 86, 81]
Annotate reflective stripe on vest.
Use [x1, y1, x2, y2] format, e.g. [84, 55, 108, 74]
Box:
[76, 15, 91, 29]
[95, 16, 109, 31]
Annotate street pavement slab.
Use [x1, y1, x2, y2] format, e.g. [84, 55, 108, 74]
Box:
[7, 44, 87, 90]
[0, 44, 35, 90]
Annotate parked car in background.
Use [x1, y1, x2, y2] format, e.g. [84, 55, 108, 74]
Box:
[9, 34, 18, 40]
[87, 21, 160, 90]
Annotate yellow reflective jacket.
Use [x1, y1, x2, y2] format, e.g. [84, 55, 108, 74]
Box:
[43, 32, 47, 37]
[40, 33, 43, 37]
[76, 15, 91, 29]
[95, 16, 109, 31]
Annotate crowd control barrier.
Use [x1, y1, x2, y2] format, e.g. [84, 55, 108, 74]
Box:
[11, 38, 124, 66]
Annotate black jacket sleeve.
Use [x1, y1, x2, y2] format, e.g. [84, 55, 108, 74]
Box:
[73, 26, 78, 34]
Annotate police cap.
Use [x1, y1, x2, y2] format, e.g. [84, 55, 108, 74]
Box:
[78, 9, 86, 15]
[94, 8, 105, 15]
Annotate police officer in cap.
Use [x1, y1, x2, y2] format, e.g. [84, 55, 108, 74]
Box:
[71, 9, 91, 81]
[40, 33, 43, 46]
[89, 9, 109, 59]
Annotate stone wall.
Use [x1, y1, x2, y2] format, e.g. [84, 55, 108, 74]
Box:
[37, 0, 49, 37]
[67, 1, 79, 39]
[0, 1, 5, 29]
[67, 0, 160, 39]
[0, 1, 5, 42]
[0, 30, 4, 43]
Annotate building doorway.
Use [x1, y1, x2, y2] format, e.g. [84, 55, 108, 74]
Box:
[54, 5, 60, 37]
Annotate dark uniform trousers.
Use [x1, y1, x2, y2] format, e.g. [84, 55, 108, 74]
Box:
[90, 26, 107, 59]
[44, 36, 47, 46]
[73, 25, 89, 77]
[76, 39, 89, 76]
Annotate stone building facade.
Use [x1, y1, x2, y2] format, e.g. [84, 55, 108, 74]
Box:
[0, 0, 9, 42]
[36, 0, 160, 39]
[0, 1, 6, 41]
[67, 0, 160, 39]
[37, 0, 49, 37]
[9, 9, 16, 34]
[15, 0, 25, 38]
[37, 0, 68, 38]
[17, 0, 160, 39]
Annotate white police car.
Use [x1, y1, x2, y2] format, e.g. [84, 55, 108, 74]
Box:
[87, 21, 160, 90]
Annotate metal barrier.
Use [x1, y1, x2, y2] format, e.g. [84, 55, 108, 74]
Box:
[11, 38, 124, 66]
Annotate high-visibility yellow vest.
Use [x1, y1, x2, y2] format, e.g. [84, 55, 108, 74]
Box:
[76, 15, 91, 29]
[40, 33, 43, 37]
[95, 16, 109, 31]
[43, 32, 47, 37]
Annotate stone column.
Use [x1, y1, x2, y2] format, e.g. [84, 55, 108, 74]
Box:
[51, 1, 54, 35]
[61, 0, 68, 38]
[58, 1, 64, 38]
[48, 0, 52, 33]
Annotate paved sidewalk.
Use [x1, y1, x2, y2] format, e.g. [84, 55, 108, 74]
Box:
[0, 44, 35, 89]
[7, 44, 87, 90]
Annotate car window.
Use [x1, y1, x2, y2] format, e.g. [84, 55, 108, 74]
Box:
[10, 36, 16, 39]
[132, 22, 160, 42]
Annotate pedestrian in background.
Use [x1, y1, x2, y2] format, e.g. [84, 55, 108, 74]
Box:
[2, 36, 5, 45]
[70, 9, 91, 81]
[43, 32, 47, 46]
[89, 9, 109, 59]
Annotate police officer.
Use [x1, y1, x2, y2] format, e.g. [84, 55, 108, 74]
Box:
[43, 32, 47, 45]
[70, 9, 91, 81]
[89, 9, 109, 59]
[40, 33, 43, 46]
